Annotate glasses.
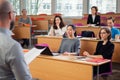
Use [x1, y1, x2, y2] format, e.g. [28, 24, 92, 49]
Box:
[100, 32, 107, 34]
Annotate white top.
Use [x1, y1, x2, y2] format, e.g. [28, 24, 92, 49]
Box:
[48, 26, 67, 36]
[92, 15, 95, 22]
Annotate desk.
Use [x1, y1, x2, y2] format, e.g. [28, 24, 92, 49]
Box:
[12, 26, 32, 47]
[80, 38, 120, 63]
[37, 36, 62, 52]
[36, 36, 120, 63]
[13, 26, 31, 39]
[29, 56, 110, 80]
[76, 26, 101, 37]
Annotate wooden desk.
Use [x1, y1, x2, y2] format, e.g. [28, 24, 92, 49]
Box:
[80, 38, 120, 63]
[32, 20, 48, 31]
[76, 26, 101, 37]
[36, 36, 120, 63]
[13, 26, 31, 39]
[29, 56, 110, 80]
[72, 19, 87, 25]
[12, 26, 32, 47]
[37, 36, 62, 52]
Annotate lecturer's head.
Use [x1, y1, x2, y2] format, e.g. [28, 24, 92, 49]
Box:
[0, 0, 16, 29]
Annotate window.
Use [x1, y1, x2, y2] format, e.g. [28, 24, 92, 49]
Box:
[9, 0, 20, 15]
[26, 0, 51, 15]
[55, 0, 83, 17]
[89, 0, 117, 14]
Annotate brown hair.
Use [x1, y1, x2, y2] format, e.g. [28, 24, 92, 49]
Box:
[99, 28, 111, 40]
[91, 6, 98, 14]
[107, 17, 114, 22]
[53, 16, 65, 29]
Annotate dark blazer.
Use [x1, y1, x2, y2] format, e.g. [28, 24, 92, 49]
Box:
[87, 14, 101, 26]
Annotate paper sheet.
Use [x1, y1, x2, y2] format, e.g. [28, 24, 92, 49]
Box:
[24, 47, 46, 65]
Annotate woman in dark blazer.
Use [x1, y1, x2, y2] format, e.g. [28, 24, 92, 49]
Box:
[83, 28, 114, 80]
[87, 6, 101, 26]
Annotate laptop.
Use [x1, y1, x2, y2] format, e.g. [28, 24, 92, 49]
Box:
[35, 44, 59, 56]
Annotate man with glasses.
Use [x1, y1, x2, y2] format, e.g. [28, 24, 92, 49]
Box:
[0, 0, 32, 80]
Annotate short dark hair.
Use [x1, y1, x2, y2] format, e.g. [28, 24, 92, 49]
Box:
[67, 24, 77, 37]
[67, 24, 76, 30]
[107, 17, 114, 22]
[99, 28, 111, 40]
[91, 6, 98, 14]
[22, 9, 27, 12]
[53, 16, 65, 29]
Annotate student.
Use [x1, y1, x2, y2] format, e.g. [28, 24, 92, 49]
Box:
[58, 24, 80, 55]
[83, 28, 114, 79]
[87, 6, 100, 26]
[0, 0, 32, 80]
[48, 16, 66, 36]
[18, 9, 32, 47]
[107, 17, 120, 39]
[19, 9, 32, 26]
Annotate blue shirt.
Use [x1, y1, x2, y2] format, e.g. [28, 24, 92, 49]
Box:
[111, 27, 120, 39]
[0, 28, 32, 80]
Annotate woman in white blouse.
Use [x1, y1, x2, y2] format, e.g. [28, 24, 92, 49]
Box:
[48, 16, 66, 36]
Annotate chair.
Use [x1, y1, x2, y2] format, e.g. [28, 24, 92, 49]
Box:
[100, 23, 107, 26]
[39, 14, 47, 16]
[82, 16, 88, 20]
[96, 61, 113, 80]
[74, 23, 83, 27]
[114, 23, 120, 28]
[106, 12, 115, 14]
[53, 13, 62, 16]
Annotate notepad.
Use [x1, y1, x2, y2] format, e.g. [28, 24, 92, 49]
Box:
[24, 47, 46, 64]
[86, 58, 107, 63]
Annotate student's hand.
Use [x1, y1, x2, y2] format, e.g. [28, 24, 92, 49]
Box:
[83, 51, 90, 56]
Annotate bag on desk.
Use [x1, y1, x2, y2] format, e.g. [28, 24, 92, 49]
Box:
[81, 31, 95, 37]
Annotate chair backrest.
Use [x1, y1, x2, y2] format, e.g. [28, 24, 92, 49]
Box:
[81, 31, 95, 37]
[75, 23, 83, 26]
[114, 23, 120, 27]
[106, 12, 115, 14]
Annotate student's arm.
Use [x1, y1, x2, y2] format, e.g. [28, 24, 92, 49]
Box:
[83, 41, 103, 58]
[6, 42, 32, 80]
[48, 26, 55, 36]
[83, 51, 103, 58]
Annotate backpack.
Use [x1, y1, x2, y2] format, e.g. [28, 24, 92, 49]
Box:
[81, 31, 95, 37]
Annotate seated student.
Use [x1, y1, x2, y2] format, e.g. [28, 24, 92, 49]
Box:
[107, 17, 120, 39]
[58, 24, 80, 55]
[48, 16, 66, 36]
[18, 9, 32, 47]
[19, 9, 32, 27]
[87, 6, 100, 26]
[83, 28, 114, 79]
